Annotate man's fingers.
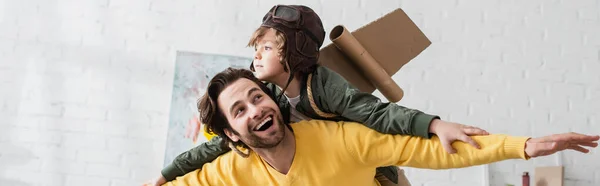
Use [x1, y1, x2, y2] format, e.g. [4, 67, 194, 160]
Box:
[535, 133, 600, 143]
[575, 142, 598, 147]
[575, 134, 600, 142]
[568, 145, 590, 153]
[562, 133, 600, 141]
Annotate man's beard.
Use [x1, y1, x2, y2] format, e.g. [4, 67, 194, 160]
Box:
[235, 115, 286, 149]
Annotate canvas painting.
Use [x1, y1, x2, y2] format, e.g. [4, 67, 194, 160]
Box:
[164, 51, 251, 166]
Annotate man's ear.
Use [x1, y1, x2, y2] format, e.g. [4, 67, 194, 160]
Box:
[224, 129, 240, 142]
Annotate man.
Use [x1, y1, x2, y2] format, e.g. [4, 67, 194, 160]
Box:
[163, 68, 598, 186]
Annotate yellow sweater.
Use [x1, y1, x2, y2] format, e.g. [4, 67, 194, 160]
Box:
[164, 120, 530, 186]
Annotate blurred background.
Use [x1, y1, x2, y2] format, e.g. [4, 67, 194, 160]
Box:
[0, 0, 598, 185]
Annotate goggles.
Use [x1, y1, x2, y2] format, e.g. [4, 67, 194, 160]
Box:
[264, 5, 301, 27]
[262, 5, 321, 46]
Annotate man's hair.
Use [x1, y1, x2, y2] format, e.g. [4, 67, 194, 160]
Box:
[197, 67, 275, 149]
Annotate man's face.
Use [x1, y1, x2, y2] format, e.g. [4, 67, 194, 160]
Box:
[218, 78, 286, 149]
[252, 28, 287, 82]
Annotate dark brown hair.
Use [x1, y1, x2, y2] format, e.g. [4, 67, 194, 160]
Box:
[198, 67, 275, 150]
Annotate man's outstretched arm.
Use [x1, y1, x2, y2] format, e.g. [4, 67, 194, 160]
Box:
[341, 121, 598, 169]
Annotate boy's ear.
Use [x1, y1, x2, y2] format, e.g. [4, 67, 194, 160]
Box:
[224, 129, 240, 142]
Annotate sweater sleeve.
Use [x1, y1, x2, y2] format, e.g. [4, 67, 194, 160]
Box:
[161, 158, 226, 186]
[161, 136, 229, 181]
[315, 66, 438, 138]
[341, 121, 530, 169]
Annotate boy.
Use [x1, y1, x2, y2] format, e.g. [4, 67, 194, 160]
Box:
[152, 5, 489, 186]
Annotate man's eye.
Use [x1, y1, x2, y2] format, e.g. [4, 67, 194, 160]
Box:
[264, 46, 271, 50]
[254, 95, 262, 101]
[236, 108, 244, 116]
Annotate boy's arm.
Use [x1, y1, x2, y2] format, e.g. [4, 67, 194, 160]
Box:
[340, 122, 530, 169]
[315, 67, 437, 138]
[161, 136, 229, 181]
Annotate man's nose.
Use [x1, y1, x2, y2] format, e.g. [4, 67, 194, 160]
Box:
[248, 105, 263, 120]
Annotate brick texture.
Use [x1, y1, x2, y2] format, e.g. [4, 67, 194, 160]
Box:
[0, 0, 598, 185]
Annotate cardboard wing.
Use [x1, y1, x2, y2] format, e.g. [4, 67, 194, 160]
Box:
[317, 8, 430, 102]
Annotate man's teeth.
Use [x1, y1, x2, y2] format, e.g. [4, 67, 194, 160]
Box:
[255, 117, 272, 130]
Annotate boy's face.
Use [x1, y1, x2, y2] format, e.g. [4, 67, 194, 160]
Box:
[252, 28, 287, 82]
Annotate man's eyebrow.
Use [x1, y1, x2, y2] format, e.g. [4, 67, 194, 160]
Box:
[228, 87, 261, 115]
[247, 87, 260, 98]
[229, 100, 242, 116]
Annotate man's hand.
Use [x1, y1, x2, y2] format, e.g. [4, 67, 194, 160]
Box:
[142, 175, 167, 186]
[525, 132, 599, 158]
[429, 119, 490, 154]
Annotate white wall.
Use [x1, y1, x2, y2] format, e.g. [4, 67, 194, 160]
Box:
[0, 0, 598, 186]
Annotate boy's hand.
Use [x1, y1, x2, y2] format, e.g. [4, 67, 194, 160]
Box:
[428, 119, 490, 154]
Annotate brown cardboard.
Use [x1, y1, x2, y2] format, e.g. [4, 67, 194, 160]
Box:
[534, 166, 563, 186]
[317, 8, 431, 102]
[329, 26, 404, 102]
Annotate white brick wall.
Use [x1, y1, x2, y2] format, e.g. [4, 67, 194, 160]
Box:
[0, 0, 597, 186]
[395, 1, 600, 186]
